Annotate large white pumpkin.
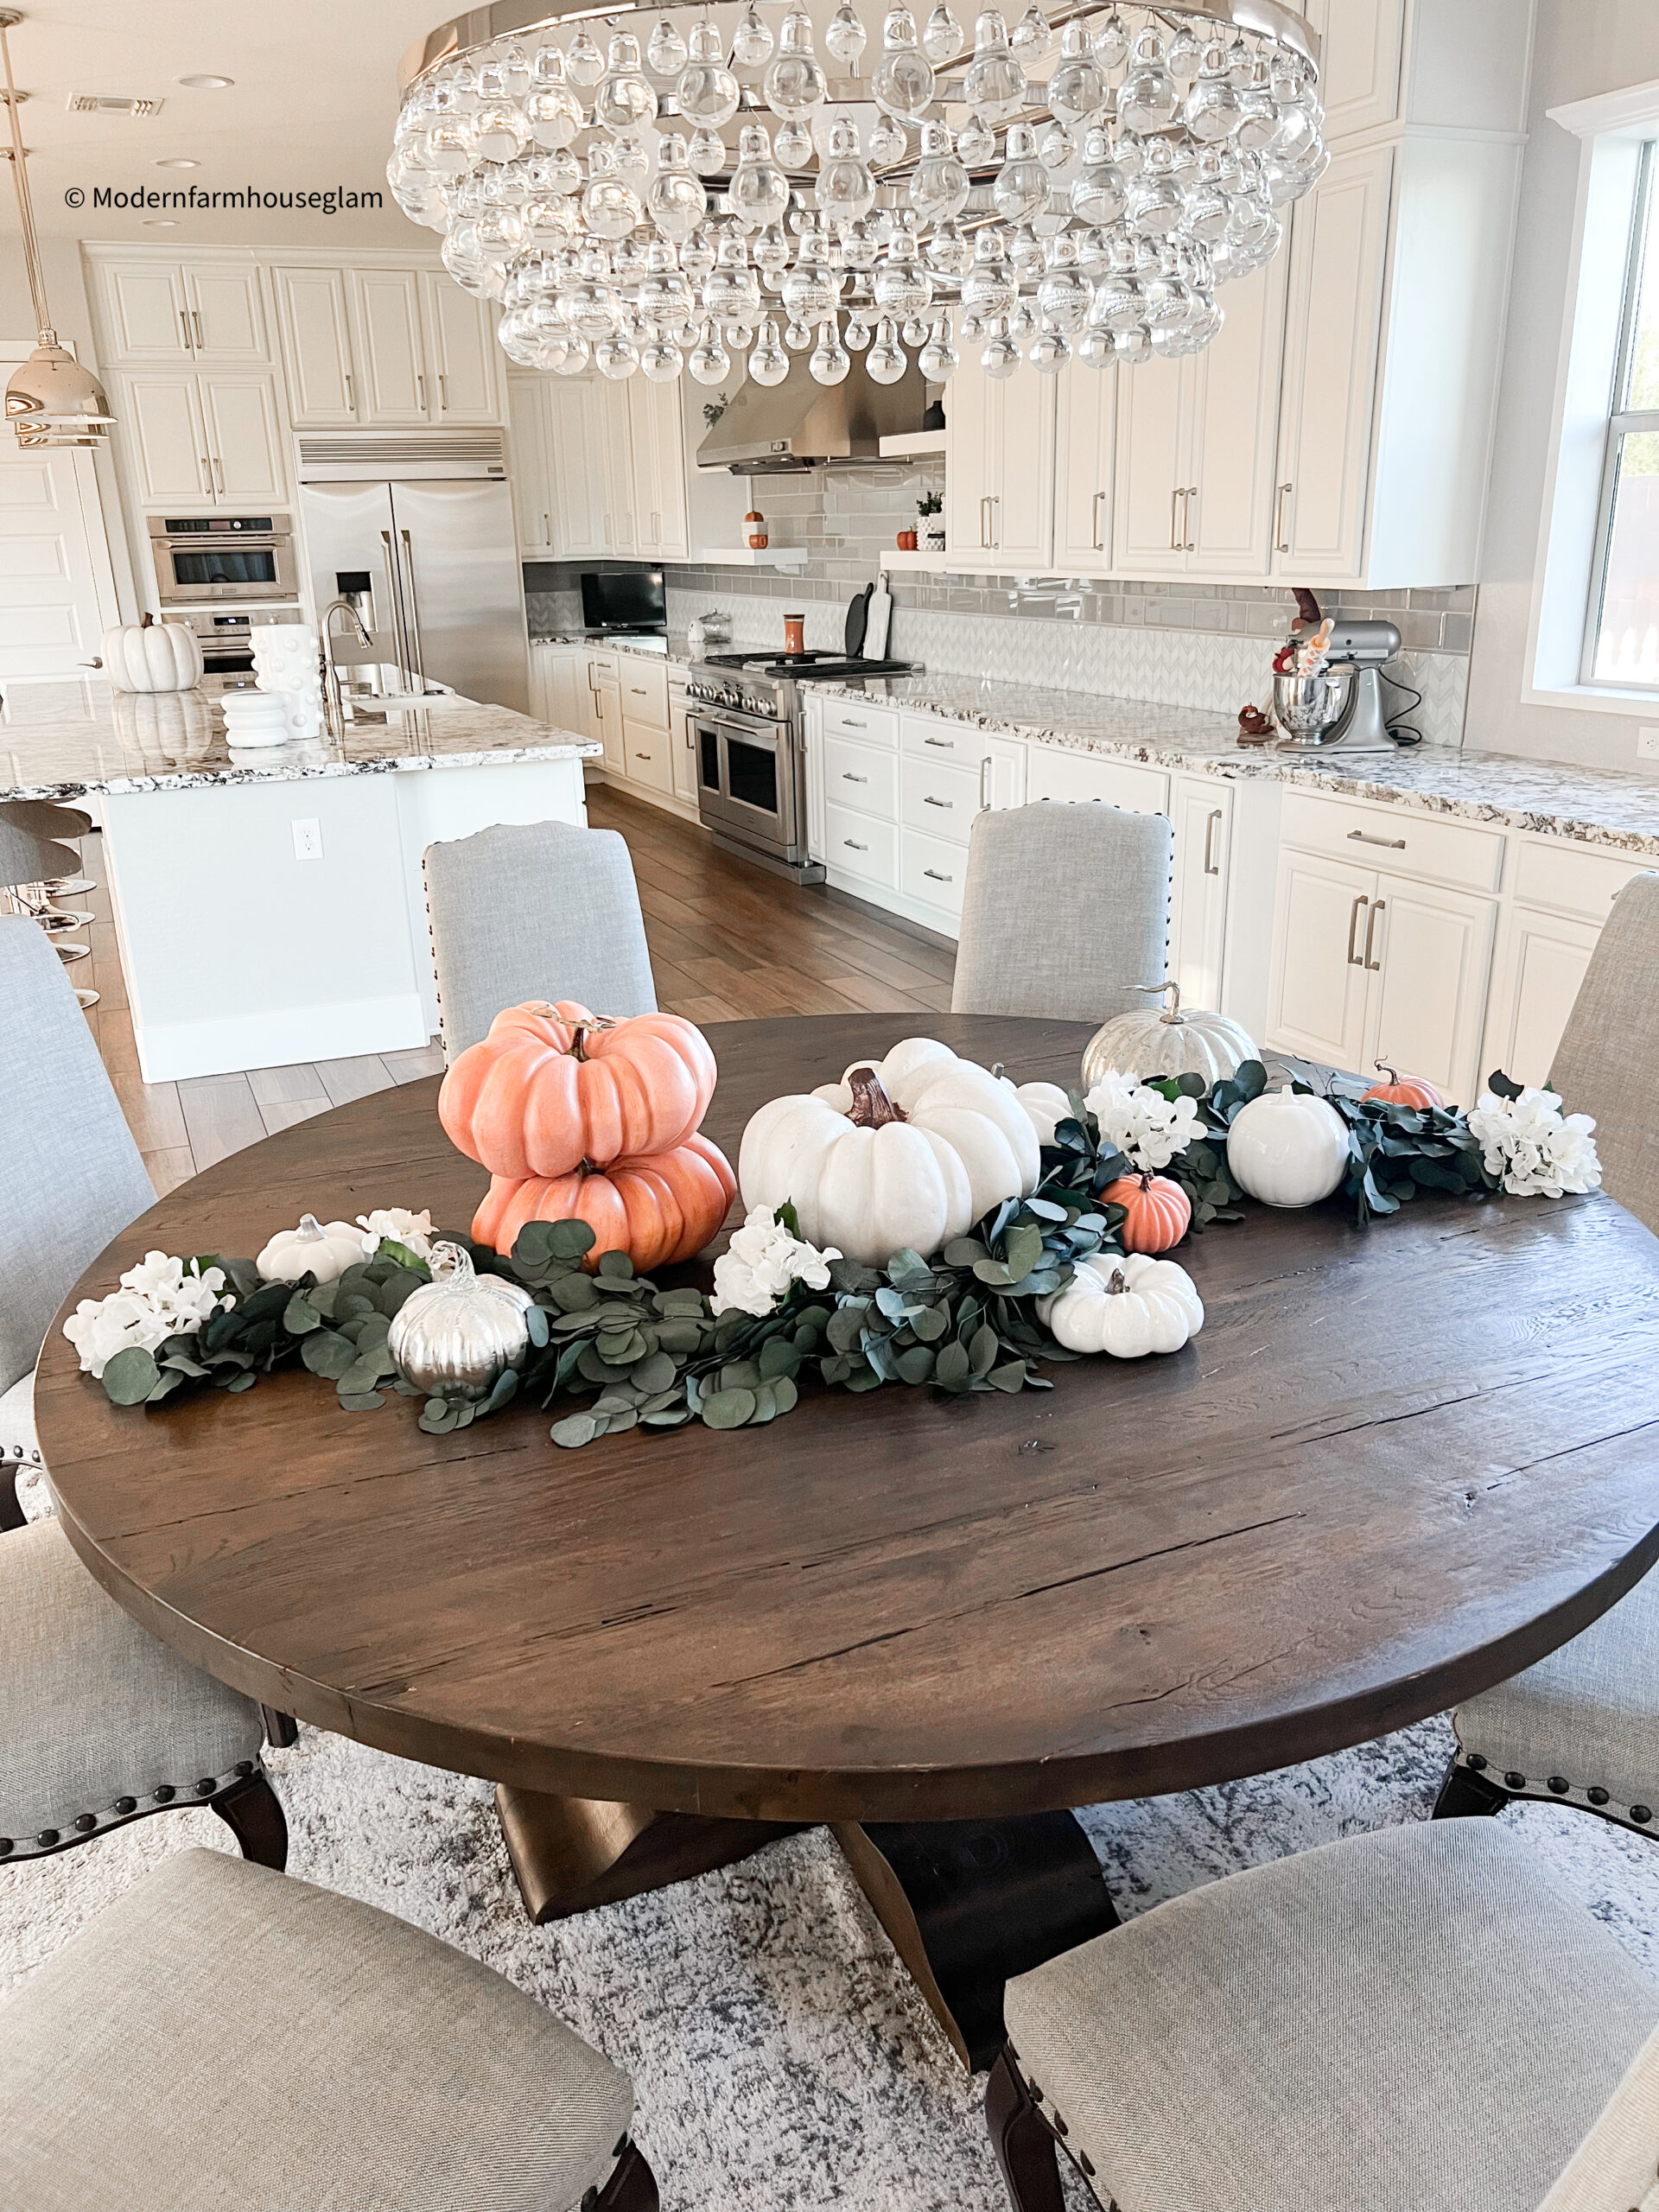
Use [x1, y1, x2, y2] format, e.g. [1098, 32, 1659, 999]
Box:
[1082, 982, 1258, 1089]
[738, 1036, 1041, 1266]
[1037, 1251, 1205, 1357]
[1226, 1088, 1350, 1207]
[101, 613, 204, 694]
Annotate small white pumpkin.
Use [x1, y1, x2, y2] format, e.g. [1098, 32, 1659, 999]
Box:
[1083, 982, 1258, 1089]
[739, 1036, 1040, 1267]
[1001, 1077, 1075, 1147]
[256, 1212, 370, 1284]
[386, 1243, 535, 1402]
[1037, 1251, 1205, 1357]
[1226, 1088, 1350, 1208]
[101, 612, 205, 695]
[111, 687, 214, 766]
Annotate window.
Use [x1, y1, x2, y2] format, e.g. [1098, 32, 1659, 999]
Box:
[1586, 142, 1659, 687]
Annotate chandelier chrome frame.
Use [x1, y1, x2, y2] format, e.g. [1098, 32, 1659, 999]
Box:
[389, 0, 1326, 392]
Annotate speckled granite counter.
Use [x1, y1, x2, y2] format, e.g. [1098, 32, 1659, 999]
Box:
[531, 630, 696, 664]
[807, 671, 1659, 861]
[0, 679, 599, 804]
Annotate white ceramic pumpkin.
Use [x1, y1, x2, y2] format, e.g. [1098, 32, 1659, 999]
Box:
[256, 1212, 370, 1284]
[1003, 1078, 1075, 1147]
[1226, 1089, 1350, 1208]
[739, 1036, 1040, 1266]
[1082, 982, 1258, 1089]
[101, 613, 205, 694]
[1037, 1251, 1205, 1357]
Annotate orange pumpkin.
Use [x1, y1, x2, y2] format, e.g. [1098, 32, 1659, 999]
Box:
[472, 1131, 737, 1271]
[1362, 1064, 1445, 1110]
[1101, 1173, 1192, 1255]
[439, 1000, 718, 1179]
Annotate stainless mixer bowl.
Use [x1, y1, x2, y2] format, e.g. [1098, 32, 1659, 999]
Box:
[1273, 669, 1349, 744]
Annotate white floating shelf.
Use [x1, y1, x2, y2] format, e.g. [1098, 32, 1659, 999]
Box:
[878, 430, 948, 458]
[696, 545, 810, 569]
[880, 548, 956, 571]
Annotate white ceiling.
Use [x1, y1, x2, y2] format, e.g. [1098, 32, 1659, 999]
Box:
[0, 1, 467, 247]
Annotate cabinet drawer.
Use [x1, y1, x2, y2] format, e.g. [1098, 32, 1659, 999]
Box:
[823, 732, 897, 820]
[1026, 744, 1169, 814]
[900, 826, 968, 918]
[824, 798, 897, 886]
[899, 752, 980, 845]
[1279, 790, 1503, 893]
[1513, 838, 1650, 925]
[621, 717, 672, 793]
[618, 660, 669, 730]
[901, 714, 981, 763]
[821, 697, 897, 747]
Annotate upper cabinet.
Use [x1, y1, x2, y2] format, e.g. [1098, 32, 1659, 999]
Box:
[510, 372, 691, 562]
[944, 348, 1057, 569]
[351, 269, 428, 423]
[1300, 0, 1404, 139]
[420, 273, 499, 423]
[271, 266, 357, 423]
[270, 260, 501, 429]
[98, 259, 269, 365]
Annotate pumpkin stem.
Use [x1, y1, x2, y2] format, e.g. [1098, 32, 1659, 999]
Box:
[428, 1241, 474, 1283]
[1105, 1267, 1129, 1294]
[846, 1066, 907, 1128]
[296, 1213, 325, 1240]
[1374, 1063, 1399, 1084]
[568, 1020, 614, 1064]
[1134, 980, 1184, 1026]
[140, 611, 154, 629]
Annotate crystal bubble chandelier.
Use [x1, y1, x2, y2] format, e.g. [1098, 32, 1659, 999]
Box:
[391, 0, 1325, 390]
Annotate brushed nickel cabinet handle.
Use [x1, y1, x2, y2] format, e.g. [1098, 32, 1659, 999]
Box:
[213, 454, 225, 494]
[180, 308, 193, 353]
[1346, 893, 1369, 967]
[923, 734, 954, 747]
[979, 756, 990, 809]
[841, 771, 868, 783]
[1363, 899, 1387, 972]
[924, 868, 953, 883]
[1347, 829, 1407, 849]
[417, 372, 427, 411]
[979, 494, 991, 549]
[1204, 807, 1222, 876]
[923, 794, 952, 808]
[1171, 486, 1183, 550]
[1184, 485, 1198, 552]
[842, 715, 867, 728]
[192, 308, 203, 349]
[1275, 481, 1293, 555]
[1092, 488, 1107, 551]
[439, 371, 449, 410]
[991, 494, 1000, 546]
[345, 371, 356, 413]
[843, 837, 868, 851]
[199, 454, 212, 492]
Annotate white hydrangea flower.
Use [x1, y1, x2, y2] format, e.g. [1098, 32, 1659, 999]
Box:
[1465, 1087, 1602, 1198]
[1084, 1069, 1201, 1173]
[62, 1251, 232, 1379]
[356, 1206, 435, 1261]
[710, 1205, 842, 1318]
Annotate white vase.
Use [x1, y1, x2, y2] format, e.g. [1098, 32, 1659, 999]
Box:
[251, 625, 324, 740]
[1225, 1089, 1350, 1208]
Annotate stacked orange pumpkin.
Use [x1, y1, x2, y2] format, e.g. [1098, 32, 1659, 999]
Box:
[438, 1001, 736, 1271]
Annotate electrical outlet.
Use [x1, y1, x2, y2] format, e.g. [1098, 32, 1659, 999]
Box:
[1639, 728, 1659, 761]
[291, 817, 324, 861]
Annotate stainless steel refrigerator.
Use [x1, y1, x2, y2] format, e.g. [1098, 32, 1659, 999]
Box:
[297, 476, 529, 714]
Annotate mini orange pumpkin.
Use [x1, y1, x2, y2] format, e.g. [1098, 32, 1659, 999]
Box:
[471, 1131, 737, 1271]
[1101, 1173, 1192, 1255]
[1362, 1064, 1445, 1110]
[439, 1001, 718, 1180]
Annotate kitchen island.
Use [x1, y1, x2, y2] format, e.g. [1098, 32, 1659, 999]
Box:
[0, 680, 600, 1082]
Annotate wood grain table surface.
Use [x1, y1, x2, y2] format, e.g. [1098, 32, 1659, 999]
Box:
[35, 1013, 1659, 1826]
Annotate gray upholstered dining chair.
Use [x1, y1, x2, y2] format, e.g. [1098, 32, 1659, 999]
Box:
[1, 1847, 661, 2212]
[1434, 871, 1659, 1836]
[951, 801, 1173, 1021]
[987, 1821, 1659, 2212]
[0, 914, 289, 1872]
[423, 819, 658, 1058]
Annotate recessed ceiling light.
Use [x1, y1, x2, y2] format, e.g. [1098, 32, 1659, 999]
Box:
[176, 73, 232, 90]
[143, 218, 179, 226]
[154, 156, 199, 168]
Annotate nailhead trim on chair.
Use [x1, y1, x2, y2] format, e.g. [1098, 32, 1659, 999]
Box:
[1454, 1751, 1659, 1839]
[0, 1757, 259, 1861]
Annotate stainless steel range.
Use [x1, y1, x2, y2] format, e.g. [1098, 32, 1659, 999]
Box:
[688, 648, 916, 882]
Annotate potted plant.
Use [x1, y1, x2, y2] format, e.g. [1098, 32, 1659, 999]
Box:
[917, 489, 944, 552]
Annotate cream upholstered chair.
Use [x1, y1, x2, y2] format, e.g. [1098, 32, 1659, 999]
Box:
[1435, 872, 1659, 1835]
[0, 1848, 660, 2212]
[987, 1821, 1659, 2212]
[0, 915, 288, 1873]
[950, 802, 1173, 1020]
[423, 819, 658, 1058]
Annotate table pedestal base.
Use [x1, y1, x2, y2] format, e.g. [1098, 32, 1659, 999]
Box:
[496, 1787, 1116, 2070]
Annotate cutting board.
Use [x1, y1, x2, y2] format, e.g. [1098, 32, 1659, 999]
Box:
[844, 583, 873, 658]
[864, 582, 893, 661]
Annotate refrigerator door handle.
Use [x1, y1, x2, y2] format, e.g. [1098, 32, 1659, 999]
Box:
[380, 531, 412, 685]
[399, 528, 428, 692]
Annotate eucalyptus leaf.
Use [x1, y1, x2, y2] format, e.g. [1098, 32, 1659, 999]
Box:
[894, 1344, 935, 1384]
[551, 1412, 600, 1448]
[770, 1374, 798, 1415]
[969, 1324, 1000, 1377]
[1004, 1224, 1045, 1282]
[283, 1294, 322, 1336]
[302, 1330, 359, 1380]
[935, 1340, 971, 1389]
[102, 1346, 159, 1405]
[758, 1336, 802, 1380]
[631, 1350, 677, 1394]
[700, 1387, 756, 1429]
[942, 1238, 989, 1266]
[338, 1390, 387, 1412]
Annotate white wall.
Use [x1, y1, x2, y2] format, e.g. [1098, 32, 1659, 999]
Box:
[0, 234, 98, 361]
[1467, 0, 1659, 768]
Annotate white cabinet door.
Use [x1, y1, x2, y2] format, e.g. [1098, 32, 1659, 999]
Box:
[671, 689, 698, 805]
[1112, 352, 1191, 577]
[989, 358, 1055, 567]
[508, 378, 553, 553]
[1187, 255, 1287, 578]
[351, 269, 428, 423]
[594, 683, 626, 773]
[421, 275, 497, 422]
[546, 379, 610, 556]
[980, 730, 1027, 811]
[1484, 906, 1602, 1090]
[600, 382, 638, 552]
[552, 651, 590, 738]
[119, 375, 210, 503]
[1301, 0, 1406, 140]
[527, 642, 554, 723]
[1366, 873, 1497, 1106]
[1052, 365, 1117, 574]
[1267, 849, 1376, 1073]
[181, 264, 268, 362]
[1025, 747, 1167, 812]
[199, 375, 288, 503]
[102, 262, 191, 361]
[1273, 143, 1395, 583]
[944, 345, 995, 564]
[629, 378, 690, 559]
[1170, 776, 1231, 1012]
[272, 266, 359, 424]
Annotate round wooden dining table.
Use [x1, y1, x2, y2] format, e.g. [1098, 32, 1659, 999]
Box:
[36, 1013, 1659, 2068]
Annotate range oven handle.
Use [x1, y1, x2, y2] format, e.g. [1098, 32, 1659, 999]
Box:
[693, 705, 788, 741]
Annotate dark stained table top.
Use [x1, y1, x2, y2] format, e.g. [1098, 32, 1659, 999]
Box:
[35, 1014, 1659, 1823]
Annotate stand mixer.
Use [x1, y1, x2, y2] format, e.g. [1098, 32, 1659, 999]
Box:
[1273, 620, 1408, 753]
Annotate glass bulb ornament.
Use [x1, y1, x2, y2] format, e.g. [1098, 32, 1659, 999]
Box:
[729, 122, 791, 232]
[1010, 2, 1052, 67]
[1071, 126, 1128, 226]
[1039, 120, 1075, 172]
[1119, 29, 1179, 132]
[763, 10, 828, 118]
[918, 314, 959, 378]
[921, 1, 963, 61]
[810, 319, 852, 384]
[866, 317, 909, 383]
[817, 114, 877, 222]
[730, 3, 774, 67]
[467, 101, 531, 165]
[640, 335, 683, 380]
[785, 316, 814, 349]
[647, 135, 708, 239]
[873, 6, 937, 122]
[594, 330, 639, 378]
[1029, 327, 1071, 372]
[645, 16, 689, 78]
[782, 245, 842, 324]
[868, 111, 909, 168]
[1166, 24, 1203, 86]
[566, 26, 606, 87]
[1047, 18, 1107, 125]
[688, 321, 731, 382]
[982, 327, 1022, 378]
[909, 120, 970, 226]
[1036, 242, 1092, 334]
[954, 111, 996, 167]
[925, 217, 972, 277]
[873, 243, 932, 320]
[754, 223, 792, 281]
[1235, 60, 1279, 153]
[825, 1, 868, 66]
[992, 123, 1047, 224]
[961, 228, 1016, 319]
[687, 126, 728, 174]
[678, 21, 741, 127]
[594, 32, 658, 132]
[749, 317, 791, 383]
[963, 12, 1027, 125]
[680, 228, 718, 280]
[1092, 10, 1129, 71]
[1185, 41, 1242, 142]
[843, 311, 871, 350]
[609, 134, 651, 191]
[524, 80, 583, 149]
[582, 165, 644, 242]
[841, 219, 880, 270]
[774, 116, 817, 168]
[723, 319, 756, 350]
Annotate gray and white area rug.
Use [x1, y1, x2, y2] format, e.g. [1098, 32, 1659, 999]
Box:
[5, 1714, 1659, 2209]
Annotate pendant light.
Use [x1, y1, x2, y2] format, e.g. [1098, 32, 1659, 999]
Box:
[2, 10, 115, 447]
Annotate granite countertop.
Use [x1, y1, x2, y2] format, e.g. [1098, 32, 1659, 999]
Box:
[808, 672, 1659, 861]
[0, 681, 601, 803]
[531, 630, 698, 666]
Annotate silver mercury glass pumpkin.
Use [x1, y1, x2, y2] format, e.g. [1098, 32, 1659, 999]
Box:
[386, 1243, 535, 1402]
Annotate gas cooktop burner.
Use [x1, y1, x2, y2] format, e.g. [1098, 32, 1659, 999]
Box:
[700, 650, 915, 679]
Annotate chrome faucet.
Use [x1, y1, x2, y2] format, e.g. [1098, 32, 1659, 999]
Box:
[320, 597, 373, 735]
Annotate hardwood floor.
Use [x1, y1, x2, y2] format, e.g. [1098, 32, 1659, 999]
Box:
[79, 781, 957, 1193]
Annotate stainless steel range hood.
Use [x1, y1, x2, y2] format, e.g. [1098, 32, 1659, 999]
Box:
[696, 354, 929, 473]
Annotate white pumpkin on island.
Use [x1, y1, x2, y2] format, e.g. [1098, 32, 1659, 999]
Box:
[1038, 1252, 1205, 1357]
[738, 1037, 1041, 1267]
[1226, 1088, 1351, 1207]
[255, 1213, 370, 1284]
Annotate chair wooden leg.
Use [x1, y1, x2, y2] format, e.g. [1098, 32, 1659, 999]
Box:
[986, 2046, 1066, 2212]
[0, 1466, 26, 1533]
[260, 1706, 300, 1749]
[593, 2139, 659, 2211]
[1432, 1755, 1510, 1820]
[213, 1770, 289, 1871]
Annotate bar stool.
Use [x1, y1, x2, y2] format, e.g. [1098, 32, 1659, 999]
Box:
[0, 820, 97, 1009]
[0, 798, 96, 899]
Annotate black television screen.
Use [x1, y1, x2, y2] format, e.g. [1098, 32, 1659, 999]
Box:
[581, 568, 667, 631]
